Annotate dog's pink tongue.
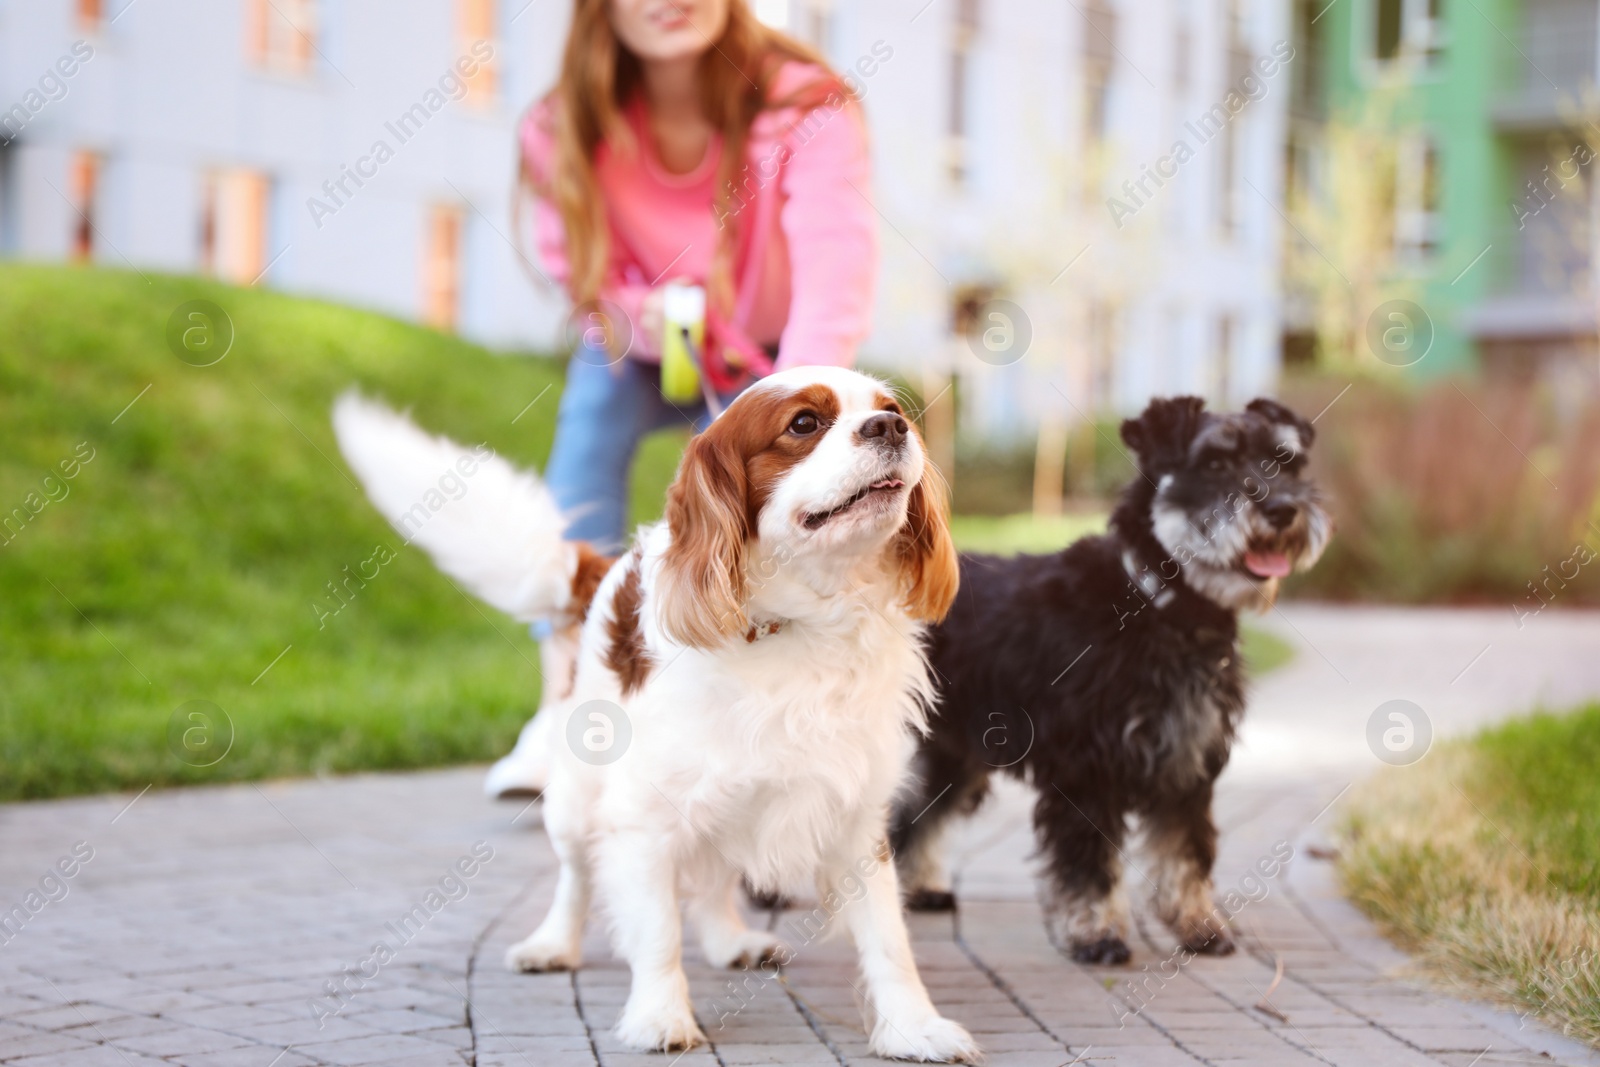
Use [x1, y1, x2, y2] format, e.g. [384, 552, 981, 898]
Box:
[1244, 550, 1292, 578]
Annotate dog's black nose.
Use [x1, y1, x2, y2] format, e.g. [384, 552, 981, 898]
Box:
[859, 412, 908, 446]
[1263, 501, 1299, 530]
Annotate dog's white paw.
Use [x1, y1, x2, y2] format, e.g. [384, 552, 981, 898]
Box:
[869, 1012, 981, 1063]
[702, 929, 790, 971]
[615, 999, 705, 1052]
[504, 932, 581, 973]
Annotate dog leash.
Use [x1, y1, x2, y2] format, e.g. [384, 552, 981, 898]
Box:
[677, 326, 727, 420]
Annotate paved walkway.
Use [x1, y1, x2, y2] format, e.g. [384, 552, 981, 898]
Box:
[3, 605, 1600, 1067]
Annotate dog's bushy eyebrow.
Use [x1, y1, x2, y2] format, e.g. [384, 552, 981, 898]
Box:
[1274, 432, 1309, 465]
[1187, 420, 1241, 459]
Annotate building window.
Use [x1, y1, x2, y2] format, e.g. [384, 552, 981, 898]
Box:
[1082, 0, 1117, 144]
[1174, 20, 1192, 94]
[1394, 135, 1439, 262]
[799, 0, 832, 49]
[1511, 141, 1591, 294]
[1218, 122, 1238, 234]
[1519, 0, 1595, 97]
[1291, 0, 1328, 119]
[1087, 300, 1118, 409]
[69, 151, 103, 262]
[1218, 0, 1250, 233]
[201, 168, 272, 285]
[1161, 305, 1187, 392]
[949, 0, 980, 186]
[1373, 0, 1444, 64]
[249, 0, 318, 76]
[423, 204, 465, 330]
[1211, 315, 1234, 404]
[459, 0, 499, 105]
[77, 0, 103, 31]
[1077, 0, 1116, 207]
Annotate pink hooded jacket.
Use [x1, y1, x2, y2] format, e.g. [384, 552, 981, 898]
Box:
[520, 62, 878, 370]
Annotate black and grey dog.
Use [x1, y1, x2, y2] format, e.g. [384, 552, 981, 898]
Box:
[890, 396, 1330, 964]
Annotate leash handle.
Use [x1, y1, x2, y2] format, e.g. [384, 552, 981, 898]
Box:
[678, 326, 726, 420]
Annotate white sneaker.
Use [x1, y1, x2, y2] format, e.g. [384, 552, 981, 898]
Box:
[485, 711, 554, 797]
[485, 623, 578, 799]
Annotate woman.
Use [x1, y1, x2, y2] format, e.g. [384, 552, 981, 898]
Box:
[529, 0, 876, 550]
[486, 0, 879, 797]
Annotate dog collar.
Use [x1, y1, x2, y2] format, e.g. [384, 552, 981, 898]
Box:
[1122, 549, 1176, 610]
[744, 619, 783, 643]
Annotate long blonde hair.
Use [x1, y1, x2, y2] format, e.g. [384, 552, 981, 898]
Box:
[521, 0, 848, 316]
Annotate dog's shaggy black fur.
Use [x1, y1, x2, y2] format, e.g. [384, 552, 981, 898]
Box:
[890, 396, 1330, 964]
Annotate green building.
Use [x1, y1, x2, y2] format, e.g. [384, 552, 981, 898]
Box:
[1287, 0, 1596, 379]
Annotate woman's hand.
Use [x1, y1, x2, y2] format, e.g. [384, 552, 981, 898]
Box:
[637, 286, 665, 354]
[636, 278, 697, 360]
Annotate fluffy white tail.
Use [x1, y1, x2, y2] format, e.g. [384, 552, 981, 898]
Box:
[331, 392, 581, 622]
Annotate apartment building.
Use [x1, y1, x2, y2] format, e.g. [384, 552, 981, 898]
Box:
[0, 0, 569, 346]
[1288, 0, 1598, 381]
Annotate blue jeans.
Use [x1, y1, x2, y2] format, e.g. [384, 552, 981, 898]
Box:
[543, 349, 718, 555]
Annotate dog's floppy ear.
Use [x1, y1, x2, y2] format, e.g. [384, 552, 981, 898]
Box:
[658, 431, 749, 648]
[896, 440, 960, 623]
[1246, 397, 1315, 450]
[1120, 395, 1207, 471]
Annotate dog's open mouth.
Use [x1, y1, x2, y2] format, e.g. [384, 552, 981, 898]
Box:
[1241, 545, 1293, 579]
[802, 478, 906, 530]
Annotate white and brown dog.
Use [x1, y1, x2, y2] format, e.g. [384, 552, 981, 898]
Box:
[334, 367, 977, 1061]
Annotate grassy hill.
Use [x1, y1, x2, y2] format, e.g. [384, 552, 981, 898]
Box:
[0, 265, 687, 801]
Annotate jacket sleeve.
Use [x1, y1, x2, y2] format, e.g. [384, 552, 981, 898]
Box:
[772, 94, 879, 371]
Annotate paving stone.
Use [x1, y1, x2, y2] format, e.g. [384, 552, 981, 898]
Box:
[5, 1048, 171, 1067]
[0, 1028, 101, 1060]
[1316, 1047, 1445, 1067]
[716, 1042, 840, 1064]
[57, 1014, 180, 1041]
[292, 1032, 463, 1065]
[115, 1026, 255, 1057]
[172, 1049, 322, 1067]
[1388, 1024, 1510, 1050]
[477, 1054, 592, 1067]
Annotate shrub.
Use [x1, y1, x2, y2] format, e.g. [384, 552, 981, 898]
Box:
[1280, 374, 1600, 606]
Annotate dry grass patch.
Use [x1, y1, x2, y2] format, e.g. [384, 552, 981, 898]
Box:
[1339, 706, 1600, 1045]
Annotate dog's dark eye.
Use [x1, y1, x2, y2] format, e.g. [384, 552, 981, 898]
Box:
[788, 412, 821, 436]
[1205, 456, 1227, 472]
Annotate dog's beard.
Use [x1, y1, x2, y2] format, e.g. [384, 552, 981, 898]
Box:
[1150, 495, 1331, 612]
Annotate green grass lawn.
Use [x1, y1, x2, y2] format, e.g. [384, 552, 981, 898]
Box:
[949, 512, 1108, 555]
[1476, 705, 1600, 900]
[1341, 704, 1600, 1045]
[0, 265, 1290, 803]
[0, 264, 688, 801]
